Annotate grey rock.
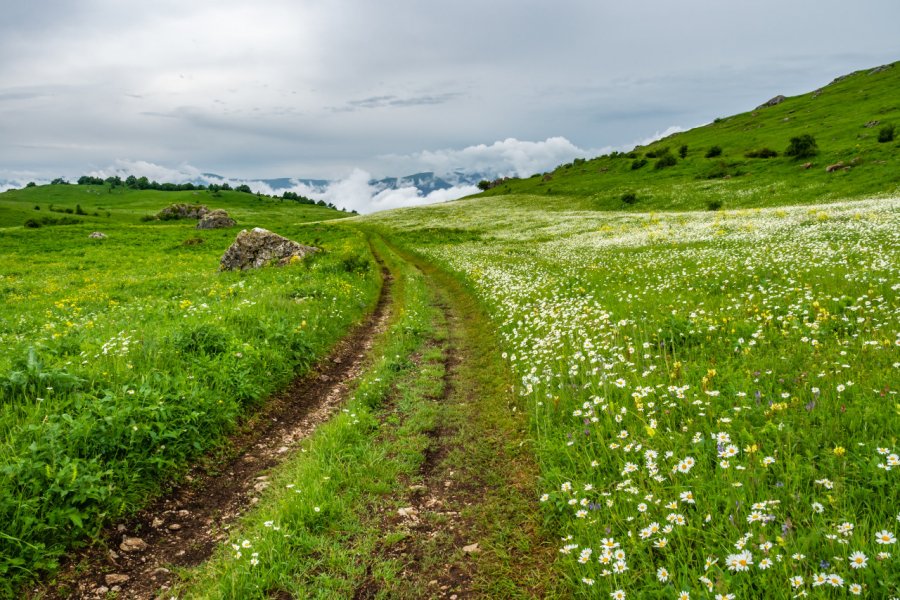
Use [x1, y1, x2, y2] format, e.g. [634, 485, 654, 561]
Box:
[869, 64, 893, 75]
[220, 228, 319, 271]
[197, 209, 236, 229]
[757, 95, 786, 109]
[156, 203, 209, 220]
[88, 231, 107, 239]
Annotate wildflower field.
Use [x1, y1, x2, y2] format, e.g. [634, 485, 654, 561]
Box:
[369, 194, 900, 598]
[0, 186, 378, 593]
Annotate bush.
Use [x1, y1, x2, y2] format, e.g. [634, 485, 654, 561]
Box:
[24, 219, 41, 228]
[75, 204, 87, 216]
[33, 205, 40, 211]
[785, 134, 818, 159]
[878, 124, 895, 143]
[745, 148, 779, 158]
[26, 182, 36, 188]
[706, 199, 723, 211]
[654, 154, 677, 169]
[645, 146, 670, 158]
[631, 158, 648, 170]
[621, 191, 638, 205]
[705, 146, 723, 158]
[679, 144, 688, 159]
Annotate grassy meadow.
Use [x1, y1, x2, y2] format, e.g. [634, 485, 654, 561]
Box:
[0, 185, 378, 593]
[1, 62, 898, 600]
[366, 195, 900, 598]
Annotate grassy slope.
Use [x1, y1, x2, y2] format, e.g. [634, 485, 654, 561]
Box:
[0, 185, 345, 229]
[476, 61, 900, 211]
[0, 186, 373, 596]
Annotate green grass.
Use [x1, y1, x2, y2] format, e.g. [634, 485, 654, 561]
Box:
[476, 61, 900, 211]
[0, 184, 345, 229]
[365, 195, 900, 598]
[0, 186, 375, 596]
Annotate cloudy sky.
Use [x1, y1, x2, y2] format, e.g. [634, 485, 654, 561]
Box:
[1, 0, 898, 210]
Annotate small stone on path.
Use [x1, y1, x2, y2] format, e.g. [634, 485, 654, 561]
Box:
[119, 536, 148, 553]
[104, 573, 130, 586]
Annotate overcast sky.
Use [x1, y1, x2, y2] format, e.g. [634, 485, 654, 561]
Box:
[1, 0, 898, 210]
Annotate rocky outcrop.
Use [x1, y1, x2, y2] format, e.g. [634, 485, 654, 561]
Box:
[197, 209, 236, 229]
[156, 204, 209, 221]
[220, 228, 319, 271]
[757, 95, 786, 109]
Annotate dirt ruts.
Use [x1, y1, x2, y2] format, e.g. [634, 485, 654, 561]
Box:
[37, 267, 393, 600]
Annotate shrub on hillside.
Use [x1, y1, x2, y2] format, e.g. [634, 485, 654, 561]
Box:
[705, 145, 723, 158]
[706, 199, 723, 211]
[631, 158, 648, 170]
[679, 144, 688, 158]
[621, 191, 638, 205]
[745, 148, 779, 158]
[785, 134, 818, 159]
[654, 154, 677, 169]
[645, 147, 670, 158]
[878, 124, 895, 143]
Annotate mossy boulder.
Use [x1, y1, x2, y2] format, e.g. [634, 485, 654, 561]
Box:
[220, 228, 318, 271]
[156, 204, 209, 221]
[197, 209, 236, 229]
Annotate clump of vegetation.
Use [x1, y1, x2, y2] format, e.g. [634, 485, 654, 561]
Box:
[878, 124, 895, 143]
[700, 161, 745, 180]
[630, 158, 648, 170]
[645, 146, 669, 159]
[785, 134, 819, 158]
[706, 199, 723, 211]
[621, 191, 638, 204]
[23, 216, 83, 228]
[705, 145, 723, 158]
[678, 144, 688, 158]
[745, 148, 779, 158]
[654, 153, 677, 169]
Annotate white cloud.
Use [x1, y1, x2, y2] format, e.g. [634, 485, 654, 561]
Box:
[88, 159, 205, 184]
[306, 168, 477, 214]
[380, 137, 609, 178]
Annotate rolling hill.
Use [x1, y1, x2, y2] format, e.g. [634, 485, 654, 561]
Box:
[475, 61, 900, 211]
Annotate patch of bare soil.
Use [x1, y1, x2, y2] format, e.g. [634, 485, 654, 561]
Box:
[36, 269, 393, 600]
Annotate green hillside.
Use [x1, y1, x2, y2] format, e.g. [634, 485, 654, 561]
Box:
[0, 184, 347, 230]
[477, 61, 900, 210]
